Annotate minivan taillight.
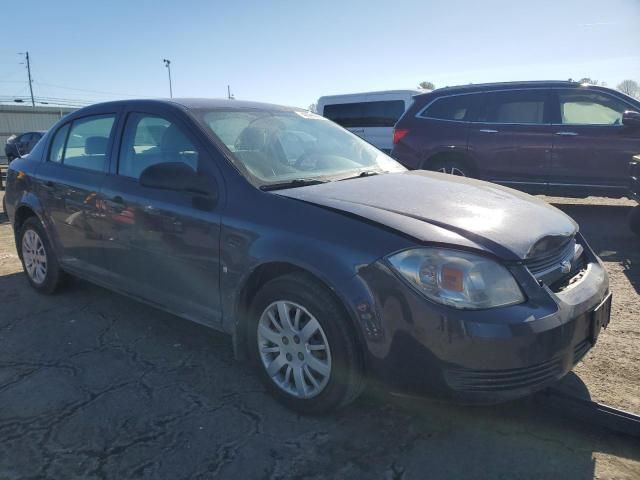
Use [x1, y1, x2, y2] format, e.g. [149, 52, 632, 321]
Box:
[393, 128, 409, 145]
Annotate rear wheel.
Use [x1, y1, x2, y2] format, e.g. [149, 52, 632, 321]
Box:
[629, 205, 640, 236]
[18, 217, 65, 294]
[248, 273, 365, 414]
[428, 157, 474, 177]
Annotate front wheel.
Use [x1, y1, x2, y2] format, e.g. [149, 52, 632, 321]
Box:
[248, 273, 365, 414]
[18, 217, 66, 294]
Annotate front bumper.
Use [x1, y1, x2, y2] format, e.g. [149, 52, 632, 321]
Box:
[355, 244, 610, 404]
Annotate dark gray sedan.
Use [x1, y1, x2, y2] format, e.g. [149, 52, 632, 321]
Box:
[4, 99, 611, 413]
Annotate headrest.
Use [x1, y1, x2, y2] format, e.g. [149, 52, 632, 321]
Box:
[85, 136, 108, 155]
[160, 124, 193, 154]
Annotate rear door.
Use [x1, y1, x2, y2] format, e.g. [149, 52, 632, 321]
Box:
[36, 112, 118, 276]
[549, 88, 640, 197]
[99, 106, 223, 326]
[362, 95, 407, 153]
[467, 89, 553, 194]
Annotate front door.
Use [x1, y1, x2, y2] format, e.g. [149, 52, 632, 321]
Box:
[467, 89, 553, 194]
[100, 109, 223, 326]
[36, 113, 117, 276]
[549, 88, 640, 197]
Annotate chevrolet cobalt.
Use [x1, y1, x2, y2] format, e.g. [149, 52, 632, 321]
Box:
[4, 99, 611, 413]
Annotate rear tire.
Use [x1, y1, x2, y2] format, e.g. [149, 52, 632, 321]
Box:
[427, 157, 475, 178]
[248, 273, 365, 414]
[629, 205, 640, 236]
[18, 217, 66, 294]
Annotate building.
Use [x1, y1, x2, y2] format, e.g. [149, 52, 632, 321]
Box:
[1, 104, 76, 163]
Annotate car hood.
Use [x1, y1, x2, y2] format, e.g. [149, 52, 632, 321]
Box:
[275, 171, 577, 260]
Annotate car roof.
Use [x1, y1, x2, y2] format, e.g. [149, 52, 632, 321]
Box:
[73, 98, 304, 114]
[414, 80, 622, 98]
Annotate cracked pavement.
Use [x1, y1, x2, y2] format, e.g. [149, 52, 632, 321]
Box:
[1, 192, 639, 479]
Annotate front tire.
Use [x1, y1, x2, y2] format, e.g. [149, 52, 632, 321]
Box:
[18, 217, 65, 294]
[248, 273, 365, 414]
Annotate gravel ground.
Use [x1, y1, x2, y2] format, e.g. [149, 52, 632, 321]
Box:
[0, 191, 639, 479]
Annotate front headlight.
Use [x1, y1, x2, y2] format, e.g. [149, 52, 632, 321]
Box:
[387, 248, 525, 310]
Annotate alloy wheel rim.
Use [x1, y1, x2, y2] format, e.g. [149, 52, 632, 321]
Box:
[22, 229, 47, 285]
[257, 300, 332, 399]
[437, 166, 466, 176]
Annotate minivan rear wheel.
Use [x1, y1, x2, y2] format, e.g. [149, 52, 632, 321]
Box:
[18, 217, 65, 294]
[248, 273, 365, 414]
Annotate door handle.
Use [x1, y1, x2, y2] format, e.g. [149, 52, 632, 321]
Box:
[555, 131, 578, 136]
[479, 129, 498, 133]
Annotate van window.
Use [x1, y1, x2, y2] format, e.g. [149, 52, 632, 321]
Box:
[420, 95, 474, 121]
[62, 115, 115, 171]
[558, 90, 628, 125]
[477, 90, 547, 124]
[323, 100, 405, 127]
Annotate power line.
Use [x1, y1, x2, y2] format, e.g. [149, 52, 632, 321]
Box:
[33, 81, 145, 98]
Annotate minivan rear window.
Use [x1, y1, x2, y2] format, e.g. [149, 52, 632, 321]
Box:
[323, 100, 405, 127]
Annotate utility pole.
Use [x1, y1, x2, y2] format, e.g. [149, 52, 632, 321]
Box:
[19, 51, 35, 108]
[227, 85, 234, 100]
[163, 59, 173, 98]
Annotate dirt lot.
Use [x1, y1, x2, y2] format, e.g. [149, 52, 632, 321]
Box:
[0, 191, 639, 479]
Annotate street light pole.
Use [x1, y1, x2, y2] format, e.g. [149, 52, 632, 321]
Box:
[163, 59, 173, 98]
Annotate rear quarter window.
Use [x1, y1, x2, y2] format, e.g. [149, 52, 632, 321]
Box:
[419, 94, 476, 121]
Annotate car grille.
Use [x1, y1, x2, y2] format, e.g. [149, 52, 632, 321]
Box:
[523, 237, 585, 287]
[445, 358, 562, 392]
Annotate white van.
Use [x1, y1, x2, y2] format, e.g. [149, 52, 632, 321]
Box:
[316, 90, 423, 152]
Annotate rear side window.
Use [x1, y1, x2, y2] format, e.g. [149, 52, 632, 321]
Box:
[420, 95, 475, 121]
[60, 115, 116, 171]
[323, 100, 405, 127]
[118, 113, 199, 179]
[323, 103, 363, 128]
[48, 124, 70, 163]
[558, 90, 629, 125]
[477, 90, 547, 124]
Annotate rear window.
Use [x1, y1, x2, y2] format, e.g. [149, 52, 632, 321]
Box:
[420, 95, 475, 121]
[323, 100, 405, 127]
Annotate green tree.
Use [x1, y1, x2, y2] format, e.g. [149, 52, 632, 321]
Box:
[418, 81, 435, 90]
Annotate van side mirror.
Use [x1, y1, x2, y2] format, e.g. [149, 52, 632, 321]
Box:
[139, 162, 217, 200]
[622, 110, 640, 127]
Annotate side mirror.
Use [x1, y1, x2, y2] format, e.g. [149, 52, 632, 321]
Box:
[139, 162, 217, 199]
[622, 110, 640, 127]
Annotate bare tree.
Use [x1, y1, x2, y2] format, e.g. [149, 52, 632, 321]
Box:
[418, 81, 435, 90]
[617, 80, 639, 98]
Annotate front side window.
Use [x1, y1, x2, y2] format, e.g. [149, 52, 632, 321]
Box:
[118, 113, 199, 179]
[421, 95, 475, 121]
[199, 109, 405, 186]
[48, 124, 70, 163]
[62, 115, 115, 171]
[477, 90, 547, 124]
[558, 90, 629, 125]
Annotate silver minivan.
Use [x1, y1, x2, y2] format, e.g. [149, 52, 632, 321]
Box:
[317, 90, 422, 152]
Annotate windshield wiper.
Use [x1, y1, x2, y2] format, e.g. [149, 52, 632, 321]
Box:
[338, 170, 381, 181]
[260, 178, 328, 191]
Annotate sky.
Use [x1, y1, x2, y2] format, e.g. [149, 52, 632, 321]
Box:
[1, 0, 639, 109]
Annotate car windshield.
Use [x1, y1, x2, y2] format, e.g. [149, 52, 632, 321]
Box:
[197, 108, 406, 187]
